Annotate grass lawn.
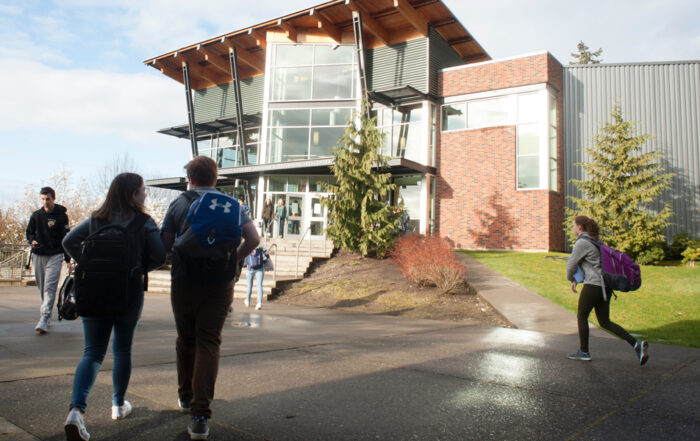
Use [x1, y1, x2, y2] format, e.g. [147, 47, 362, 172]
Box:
[460, 250, 700, 348]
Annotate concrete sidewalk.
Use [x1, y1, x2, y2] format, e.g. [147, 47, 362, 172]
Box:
[1, 283, 698, 440]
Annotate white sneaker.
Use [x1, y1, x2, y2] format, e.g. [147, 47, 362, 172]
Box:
[111, 400, 132, 420]
[244, 299, 250, 307]
[35, 317, 48, 334]
[65, 408, 90, 441]
[255, 303, 262, 310]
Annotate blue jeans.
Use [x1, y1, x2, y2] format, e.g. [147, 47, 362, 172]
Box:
[69, 300, 143, 411]
[246, 268, 264, 305]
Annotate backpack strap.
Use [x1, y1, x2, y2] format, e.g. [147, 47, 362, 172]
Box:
[577, 235, 614, 300]
[126, 213, 149, 234]
[177, 190, 201, 236]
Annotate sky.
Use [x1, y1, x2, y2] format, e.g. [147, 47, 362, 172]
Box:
[1, 0, 699, 209]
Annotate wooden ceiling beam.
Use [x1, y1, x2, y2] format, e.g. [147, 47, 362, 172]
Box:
[152, 59, 183, 84]
[248, 28, 267, 48]
[448, 36, 474, 45]
[345, 0, 390, 45]
[277, 19, 298, 42]
[220, 37, 265, 73]
[309, 8, 342, 43]
[197, 45, 231, 76]
[174, 52, 223, 86]
[393, 0, 429, 37]
[431, 18, 456, 28]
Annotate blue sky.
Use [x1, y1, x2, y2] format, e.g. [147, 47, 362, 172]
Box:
[1, 0, 699, 208]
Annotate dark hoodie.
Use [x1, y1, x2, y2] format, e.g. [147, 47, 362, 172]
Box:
[26, 204, 70, 262]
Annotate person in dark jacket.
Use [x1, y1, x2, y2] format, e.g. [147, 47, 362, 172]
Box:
[566, 215, 648, 365]
[26, 186, 72, 334]
[261, 198, 274, 238]
[62, 173, 166, 441]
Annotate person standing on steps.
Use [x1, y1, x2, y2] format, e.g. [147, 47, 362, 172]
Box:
[566, 215, 649, 365]
[275, 198, 287, 238]
[244, 244, 267, 310]
[261, 198, 274, 238]
[26, 186, 72, 334]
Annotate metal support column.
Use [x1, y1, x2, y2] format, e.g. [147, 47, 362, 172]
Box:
[352, 11, 369, 105]
[183, 61, 198, 157]
[228, 48, 249, 166]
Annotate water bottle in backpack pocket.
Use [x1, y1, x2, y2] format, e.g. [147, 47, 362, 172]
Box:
[74, 214, 147, 317]
[174, 191, 243, 283]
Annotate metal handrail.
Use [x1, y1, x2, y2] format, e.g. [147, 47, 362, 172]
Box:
[295, 226, 313, 277]
[0, 248, 30, 282]
[266, 243, 278, 282]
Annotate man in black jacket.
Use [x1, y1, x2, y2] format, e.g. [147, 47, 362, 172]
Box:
[25, 187, 72, 334]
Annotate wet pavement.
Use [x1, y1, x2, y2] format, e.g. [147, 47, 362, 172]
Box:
[0, 286, 698, 440]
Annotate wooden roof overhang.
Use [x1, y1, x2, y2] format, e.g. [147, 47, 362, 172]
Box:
[144, 0, 490, 91]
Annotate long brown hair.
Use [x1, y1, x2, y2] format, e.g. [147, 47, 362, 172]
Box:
[574, 215, 599, 239]
[92, 173, 146, 221]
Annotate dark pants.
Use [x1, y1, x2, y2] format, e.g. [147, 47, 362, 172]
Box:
[577, 284, 637, 352]
[171, 278, 233, 418]
[263, 219, 273, 237]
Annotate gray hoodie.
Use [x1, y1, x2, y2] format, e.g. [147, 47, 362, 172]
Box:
[566, 233, 604, 289]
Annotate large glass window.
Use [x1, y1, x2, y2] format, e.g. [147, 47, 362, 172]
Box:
[269, 43, 356, 102]
[196, 128, 260, 168]
[266, 108, 351, 163]
[516, 93, 543, 189]
[467, 97, 510, 128]
[376, 104, 425, 163]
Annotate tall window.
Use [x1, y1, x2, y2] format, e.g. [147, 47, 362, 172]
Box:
[267, 108, 352, 162]
[269, 44, 356, 101]
[548, 93, 558, 191]
[516, 93, 540, 189]
[375, 104, 425, 163]
[197, 128, 260, 168]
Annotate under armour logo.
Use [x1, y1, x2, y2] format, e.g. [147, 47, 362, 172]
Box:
[209, 198, 232, 213]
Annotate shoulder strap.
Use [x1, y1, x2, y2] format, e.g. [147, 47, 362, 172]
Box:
[126, 213, 149, 234]
[182, 190, 200, 203]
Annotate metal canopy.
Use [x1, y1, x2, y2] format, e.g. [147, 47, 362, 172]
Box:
[157, 114, 263, 139]
[371, 85, 431, 105]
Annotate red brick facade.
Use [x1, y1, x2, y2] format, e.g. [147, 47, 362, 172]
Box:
[435, 53, 565, 251]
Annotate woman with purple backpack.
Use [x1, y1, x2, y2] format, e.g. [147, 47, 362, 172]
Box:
[566, 215, 649, 365]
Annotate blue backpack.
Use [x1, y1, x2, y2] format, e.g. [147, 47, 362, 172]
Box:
[174, 191, 242, 283]
[246, 247, 264, 270]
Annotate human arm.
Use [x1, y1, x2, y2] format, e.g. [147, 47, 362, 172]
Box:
[26, 213, 41, 249]
[566, 241, 586, 282]
[61, 218, 91, 262]
[144, 217, 167, 272]
[237, 222, 260, 262]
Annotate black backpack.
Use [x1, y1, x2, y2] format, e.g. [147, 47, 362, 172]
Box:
[74, 214, 148, 317]
[57, 274, 78, 321]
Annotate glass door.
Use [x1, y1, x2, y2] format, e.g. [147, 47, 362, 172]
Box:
[309, 196, 326, 237]
[286, 194, 304, 238]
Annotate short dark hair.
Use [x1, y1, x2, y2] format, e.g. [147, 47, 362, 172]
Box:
[184, 156, 217, 187]
[40, 187, 55, 199]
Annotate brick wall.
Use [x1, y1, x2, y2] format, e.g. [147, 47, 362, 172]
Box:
[435, 53, 565, 251]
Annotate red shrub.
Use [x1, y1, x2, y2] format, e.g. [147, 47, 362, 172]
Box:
[391, 234, 467, 294]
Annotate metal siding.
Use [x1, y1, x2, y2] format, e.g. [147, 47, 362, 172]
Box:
[564, 61, 700, 240]
[367, 37, 428, 94]
[428, 27, 466, 96]
[194, 75, 265, 123]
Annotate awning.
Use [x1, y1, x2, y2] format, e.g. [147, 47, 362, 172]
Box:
[158, 114, 263, 139]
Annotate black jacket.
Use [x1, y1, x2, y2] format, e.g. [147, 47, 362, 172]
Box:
[26, 204, 70, 262]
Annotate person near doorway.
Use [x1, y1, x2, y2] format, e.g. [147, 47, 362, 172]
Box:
[262, 198, 274, 238]
[25, 186, 72, 334]
[275, 198, 287, 238]
[244, 244, 267, 310]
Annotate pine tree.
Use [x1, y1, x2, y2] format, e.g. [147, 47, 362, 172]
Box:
[566, 105, 673, 264]
[322, 100, 402, 257]
[570, 40, 603, 65]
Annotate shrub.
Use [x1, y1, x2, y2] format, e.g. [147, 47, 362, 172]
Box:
[670, 232, 694, 260]
[681, 241, 700, 267]
[636, 242, 666, 265]
[392, 234, 466, 294]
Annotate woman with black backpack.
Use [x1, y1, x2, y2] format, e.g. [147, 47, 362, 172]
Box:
[61, 173, 166, 441]
[566, 215, 648, 365]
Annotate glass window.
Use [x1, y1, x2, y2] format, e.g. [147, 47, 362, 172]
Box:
[272, 67, 312, 101]
[518, 93, 540, 124]
[441, 104, 466, 131]
[271, 109, 310, 127]
[275, 44, 313, 67]
[268, 176, 286, 192]
[467, 97, 509, 128]
[309, 176, 328, 192]
[313, 65, 354, 99]
[518, 123, 540, 155]
[312, 108, 352, 126]
[310, 127, 344, 158]
[197, 136, 212, 150]
[314, 44, 354, 64]
[518, 156, 539, 189]
[287, 177, 305, 192]
[549, 94, 557, 126]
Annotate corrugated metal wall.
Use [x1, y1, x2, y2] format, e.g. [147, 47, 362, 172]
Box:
[367, 37, 428, 94]
[194, 75, 265, 123]
[564, 61, 700, 239]
[428, 27, 465, 96]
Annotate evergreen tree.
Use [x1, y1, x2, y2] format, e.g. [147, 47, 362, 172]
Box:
[570, 40, 603, 65]
[566, 105, 673, 264]
[322, 100, 402, 257]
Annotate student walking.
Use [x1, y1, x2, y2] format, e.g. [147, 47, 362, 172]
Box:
[161, 156, 259, 440]
[275, 198, 287, 238]
[244, 245, 267, 310]
[61, 173, 166, 441]
[261, 198, 274, 238]
[566, 215, 649, 365]
[26, 186, 72, 334]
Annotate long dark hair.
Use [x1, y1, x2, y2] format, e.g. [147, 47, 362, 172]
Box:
[92, 173, 146, 221]
[574, 215, 600, 239]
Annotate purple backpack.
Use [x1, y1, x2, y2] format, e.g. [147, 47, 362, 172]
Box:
[580, 236, 642, 292]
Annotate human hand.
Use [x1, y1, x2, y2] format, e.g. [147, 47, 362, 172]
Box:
[571, 281, 578, 293]
[67, 261, 74, 274]
[31, 240, 42, 249]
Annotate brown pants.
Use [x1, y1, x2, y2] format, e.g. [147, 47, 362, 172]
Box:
[171, 277, 233, 418]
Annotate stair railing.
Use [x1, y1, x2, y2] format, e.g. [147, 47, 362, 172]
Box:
[267, 243, 278, 281]
[295, 226, 313, 277]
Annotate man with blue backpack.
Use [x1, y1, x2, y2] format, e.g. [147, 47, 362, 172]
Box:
[161, 156, 259, 440]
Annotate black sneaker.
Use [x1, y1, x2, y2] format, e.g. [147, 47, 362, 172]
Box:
[178, 398, 191, 414]
[567, 350, 592, 361]
[634, 341, 649, 366]
[188, 416, 209, 440]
